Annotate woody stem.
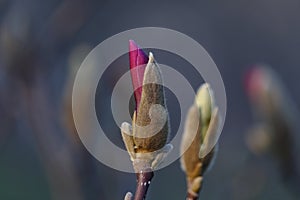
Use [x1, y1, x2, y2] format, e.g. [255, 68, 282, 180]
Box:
[133, 170, 154, 200]
[185, 178, 202, 200]
[186, 191, 199, 200]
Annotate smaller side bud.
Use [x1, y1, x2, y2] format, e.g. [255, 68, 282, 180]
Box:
[180, 83, 221, 198]
[124, 192, 133, 200]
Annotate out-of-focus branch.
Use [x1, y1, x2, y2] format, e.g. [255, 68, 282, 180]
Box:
[245, 65, 300, 197]
[0, 1, 100, 199]
[22, 76, 85, 200]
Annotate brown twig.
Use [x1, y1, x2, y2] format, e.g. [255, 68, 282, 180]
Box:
[186, 192, 199, 200]
[185, 177, 202, 200]
[134, 170, 154, 200]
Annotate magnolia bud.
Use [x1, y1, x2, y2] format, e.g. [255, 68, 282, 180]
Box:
[180, 83, 220, 194]
[245, 65, 300, 181]
[133, 52, 169, 153]
[121, 42, 172, 173]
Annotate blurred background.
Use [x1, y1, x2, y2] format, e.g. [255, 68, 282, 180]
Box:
[1, 0, 300, 199]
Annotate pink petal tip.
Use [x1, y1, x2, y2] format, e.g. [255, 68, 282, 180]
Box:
[129, 40, 149, 112]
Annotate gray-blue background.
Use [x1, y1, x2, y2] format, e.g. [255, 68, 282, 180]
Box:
[0, 0, 300, 199]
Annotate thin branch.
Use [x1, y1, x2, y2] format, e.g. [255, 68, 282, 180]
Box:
[22, 78, 85, 200]
[185, 178, 202, 200]
[186, 192, 199, 200]
[134, 170, 154, 200]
